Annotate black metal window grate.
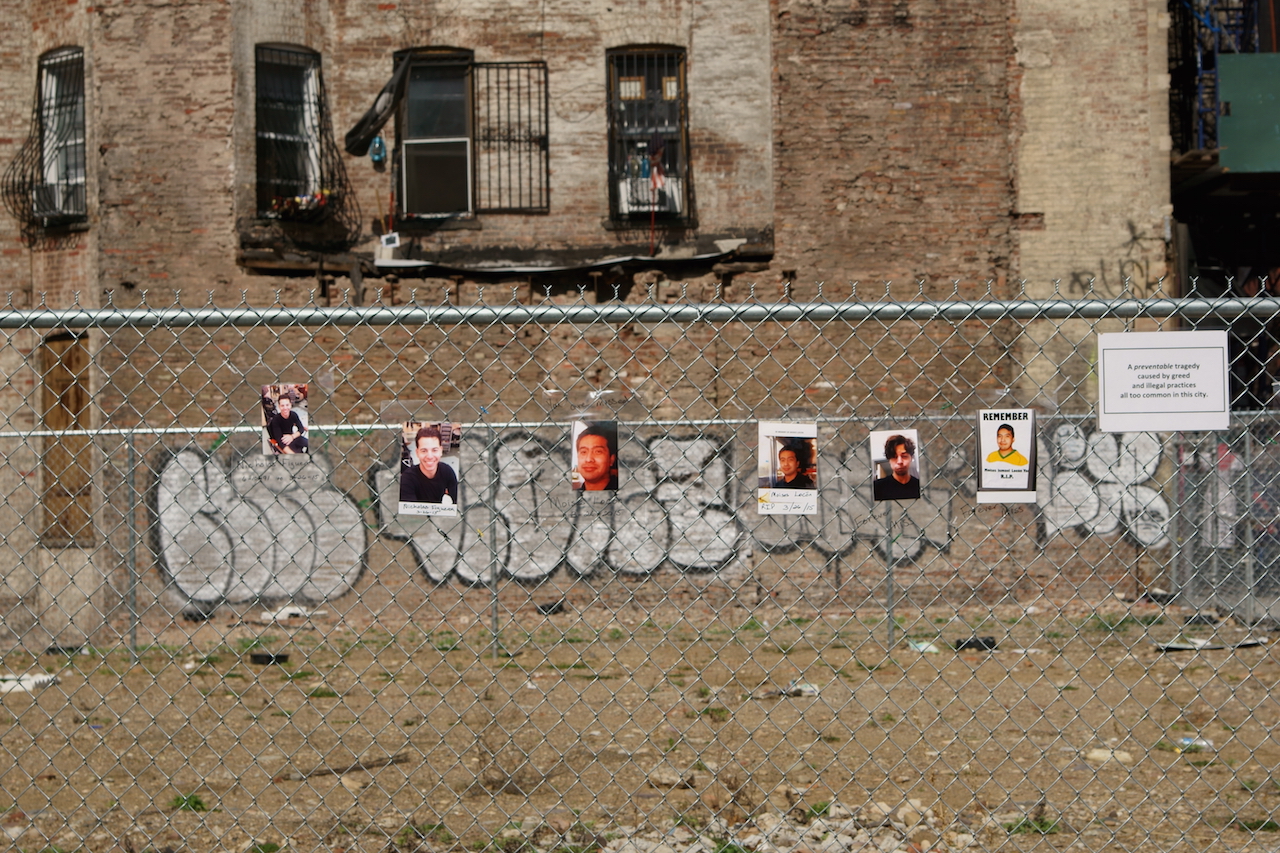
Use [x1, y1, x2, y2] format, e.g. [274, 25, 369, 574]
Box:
[395, 49, 549, 219]
[607, 47, 689, 222]
[474, 62, 550, 213]
[254, 45, 360, 250]
[1, 46, 87, 243]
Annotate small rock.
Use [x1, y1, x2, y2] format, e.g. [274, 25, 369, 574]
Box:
[872, 832, 900, 851]
[339, 774, 366, 791]
[860, 803, 893, 826]
[1084, 748, 1134, 765]
[545, 808, 575, 834]
[895, 803, 923, 827]
[756, 814, 783, 833]
[648, 767, 683, 789]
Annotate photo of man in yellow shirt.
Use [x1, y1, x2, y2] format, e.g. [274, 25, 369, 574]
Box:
[985, 423, 1029, 466]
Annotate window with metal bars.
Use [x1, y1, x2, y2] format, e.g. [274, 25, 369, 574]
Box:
[252, 45, 360, 251]
[1, 46, 87, 241]
[607, 47, 690, 222]
[394, 48, 549, 219]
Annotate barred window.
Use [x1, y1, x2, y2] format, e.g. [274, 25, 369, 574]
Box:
[1, 47, 87, 239]
[607, 47, 690, 222]
[252, 45, 360, 250]
[256, 46, 324, 219]
[394, 48, 549, 219]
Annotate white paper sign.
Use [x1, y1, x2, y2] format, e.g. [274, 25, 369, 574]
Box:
[1097, 330, 1229, 433]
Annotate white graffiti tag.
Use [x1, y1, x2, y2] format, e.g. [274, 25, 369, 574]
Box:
[1036, 424, 1170, 547]
[156, 449, 366, 603]
[373, 431, 742, 584]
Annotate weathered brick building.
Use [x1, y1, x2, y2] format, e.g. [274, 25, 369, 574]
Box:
[0, 0, 1175, 306]
[0, 0, 1182, 643]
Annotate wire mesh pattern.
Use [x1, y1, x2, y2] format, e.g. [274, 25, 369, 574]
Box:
[3, 286, 1280, 852]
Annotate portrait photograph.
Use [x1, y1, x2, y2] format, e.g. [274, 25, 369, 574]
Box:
[571, 420, 620, 493]
[756, 420, 818, 515]
[398, 420, 463, 517]
[869, 427, 922, 502]
[977, 408, 1037, 502]
[260, 383, 310, 456]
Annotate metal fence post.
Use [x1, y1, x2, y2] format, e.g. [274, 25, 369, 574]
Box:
[487, 417, 500, 664]
[884, 501, 895, 649]
[126, 431, 139, 661]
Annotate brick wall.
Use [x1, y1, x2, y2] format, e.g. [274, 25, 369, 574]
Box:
[95, 0, 245, 306]
[1011, 0, 1171, 407]
[770, 0, 1018, 298]
[1013, 0, 1171, 301]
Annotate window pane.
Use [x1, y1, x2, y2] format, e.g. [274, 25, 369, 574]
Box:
[403, 140, 470, 214]
[406, 66, 469, 139]
[37, 48, 86, 218]
[255, 46, 322, 216]
[258, 61, 308, 138]
[608, 49, 688, 219]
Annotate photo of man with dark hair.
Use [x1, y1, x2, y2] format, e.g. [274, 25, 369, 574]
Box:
[986, 424, 1028, 465]
[400, 425, 459, 504]
[398, 421, 462, 516]
[261, 383, 310, 455]
[757, 420, 819, 515]
[572, 421, 619, 492]
[872, 430, 921, 502]
[267, 395, 309, 454]
[771, 441, 816, 489]
[977, 409, 1036, 499]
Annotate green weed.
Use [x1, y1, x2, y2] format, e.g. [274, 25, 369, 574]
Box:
[1004, 817, 1058, 835]
[169, 793, 208, 812]
[700, 706, 730, 723]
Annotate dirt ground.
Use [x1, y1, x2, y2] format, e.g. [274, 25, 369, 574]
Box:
[3, 595, 1280, 853]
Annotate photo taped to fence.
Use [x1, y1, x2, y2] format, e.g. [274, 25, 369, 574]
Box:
[870, 427, 922, 502]
[398, 421, 462, 517]
[757, 420, 818, 515]
[571, 420, 620, 493]
[260, 383, 309, 456]
[977, 408, 1037, 502]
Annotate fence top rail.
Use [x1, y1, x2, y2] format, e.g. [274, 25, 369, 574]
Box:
[0, 297, 1273, 329]
[4, 412, 1276, 441]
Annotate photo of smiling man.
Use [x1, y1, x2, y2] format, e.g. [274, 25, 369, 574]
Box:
[571, 421, 619, 492]
[398, 421, 463, 517]
[977, 409, 1036, 502]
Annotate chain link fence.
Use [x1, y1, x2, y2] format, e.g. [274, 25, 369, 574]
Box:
[1, 285, 1279, 852]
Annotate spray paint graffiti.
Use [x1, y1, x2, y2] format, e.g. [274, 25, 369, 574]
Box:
[371, 431, 742, 584]
[1035, 424, 1170, 547]
[747, 442, 964, 564]
[155, 449, 366, 602]
[153, 422, 1175, 603]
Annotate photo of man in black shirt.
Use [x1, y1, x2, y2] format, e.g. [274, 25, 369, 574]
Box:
[400, 425, 459, 506]
[873, 432, 921, 502]
[267, 395, 309, 454]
